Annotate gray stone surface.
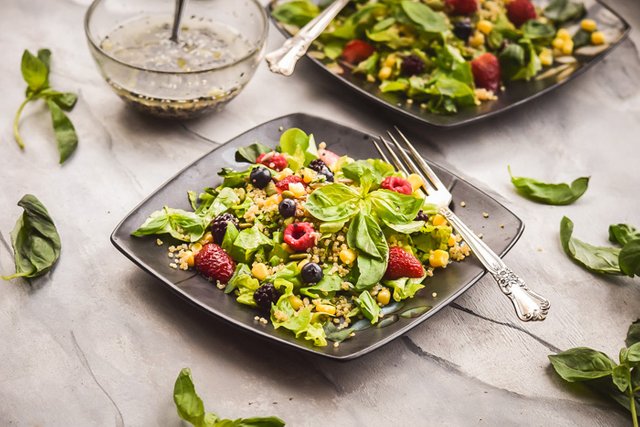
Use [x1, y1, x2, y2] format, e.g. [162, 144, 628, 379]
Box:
[0, 0, 639, 426]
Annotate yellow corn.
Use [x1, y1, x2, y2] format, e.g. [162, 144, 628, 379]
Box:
[539, 48, 553, 66]
[251, 263, 269, 281]
[552, 37, 565, 50]
[339, 248, 357, 266]
[429, 249, 450, 268]
[407, 174, 424, 192]
[477, 20, 493, 35]
[469, 31, 485, 48]
[432, 214, 446, 227]
[302, 169, 315, 183]
[289, 182, 306, 198]
[264, 194, 282, 208]
[377, 288, 391, 305]
[201, 232, 214, 244]
[190, 242, 203, 253]
[186, 254, 195, 267]
[562, 39, 574, 55]
[383, 54, 397, 68]
[289, 295, 303, 310]
[556, 28, 571, 40]
[315, 304, 336, 315]
[581, 19, 597, 32]
[447, 236, 457, 247]
[591, 31, 605, 45]
[378, 66, 393, 81]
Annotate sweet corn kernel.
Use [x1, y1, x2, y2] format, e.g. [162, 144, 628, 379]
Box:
[201, 232, 214, 244]
[377, 288, 391, 305]
[289, 182, 306, 198]
[562, 39, 574, 55]
[289, 295, 303, 310]
[264, 194, 283, 208]
[556, 28, 571, 40]
[297, 259, 309, 270]
[477, 20, 493, 35]
[429, 249, 450, 268]
[339, 248, 357, 265]
[539, 48, 553, 66]
[581, 19, 597, 32]
[469, 31, 485, 47]
[447, 236, 457, 247]
[302, 170, 314, 183]
[315, 304, 337, 315]
[378, 66, 392, 81]
[591, 31, 605, 45]
[552, 37, 565, 50]
[251, 263, 269, 281]
[432, 214, 446, 226]
[407, 174, 424, 192]
[190, 242, 203, 253]
[383, 54, 397, 68]
[186, 254, 195, 267]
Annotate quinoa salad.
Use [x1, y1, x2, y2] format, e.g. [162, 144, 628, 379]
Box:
[272, 0, 608, 114]
[132, 128, 469, 347]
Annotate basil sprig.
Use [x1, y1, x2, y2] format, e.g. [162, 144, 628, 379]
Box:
[509, 167, 589, 205]
[174, 368, 285, 427]
[14, 49, 79, 164]
[549, 321, 640, 427]
[2, 195, 61, 280]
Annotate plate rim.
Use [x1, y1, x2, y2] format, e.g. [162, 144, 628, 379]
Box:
[110, 112, 525, 360]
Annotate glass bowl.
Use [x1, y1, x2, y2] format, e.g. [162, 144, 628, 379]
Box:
[84, 0, 268, 119]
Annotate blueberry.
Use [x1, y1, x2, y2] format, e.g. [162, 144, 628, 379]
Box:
[414, 210, 429, 222]
[250, 167, 271, 189]
[278, 199, 297, 218]
[301, 262, 323, 284]
[308, 159, 334, 182]
[319, 169, 334, 182]
[453, 20, 473, 41]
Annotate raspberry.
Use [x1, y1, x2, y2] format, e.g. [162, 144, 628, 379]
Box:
[194, 243, 236, 284]
[283, 222, 317, 252]
[384, 247, 425, 280]
[471, 53, 501, 93]
[445, 0, 478, 15]
[211, 213, 239, 244]
[275, 175, 306, 192]
[341, 39, 375, 64]
[401, 55, 425, 76]
[506, 0, 537, 27]
[380, 176, 412, 195]
[253, 283, 280, 313]
[256, 152, 288, 171]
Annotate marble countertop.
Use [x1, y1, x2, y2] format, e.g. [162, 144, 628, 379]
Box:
[1, 0, 639, 425]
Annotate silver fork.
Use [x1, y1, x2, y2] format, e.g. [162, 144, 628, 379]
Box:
[373, 128, 550, 322]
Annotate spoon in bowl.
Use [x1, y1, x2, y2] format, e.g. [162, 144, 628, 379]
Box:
[170, 0, 188, 43]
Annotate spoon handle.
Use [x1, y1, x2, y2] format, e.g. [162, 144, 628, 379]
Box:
[266, 0, 350, 76]
[170, 0, 188, 43]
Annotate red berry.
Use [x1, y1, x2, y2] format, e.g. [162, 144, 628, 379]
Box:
[317, 148, 340, 169]
[283, 222, 317, 252]
[384, 247, 425, 280]
[341, 39, 375, 64]
[506, 0, 537, 27]
[275, 175, 306, 192]
[471, 53, 501, 93]
[445, 0, 478, 15]
[256, 152, 288, 171]
[380, 176, 412, 195]
[194, 243, 235, 284]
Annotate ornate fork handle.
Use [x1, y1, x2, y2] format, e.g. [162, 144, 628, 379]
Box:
[440, 207, 550, 321]
[266, 0, 350, 76]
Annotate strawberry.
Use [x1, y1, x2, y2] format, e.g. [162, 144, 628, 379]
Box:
[380, 176, 412, 195]
[317, 148, 340, 170]
[194, 243, 236, 284]
[283, 222, 317, 252]
[471, 53, 501, 93]
[341, 39, 375, 64]
[384, 247, 425, 280]
[445, 0, 478, 16]
[256, 152, 288, 171]
[275, 175, 306, 192]
[506, 0, 537, 27]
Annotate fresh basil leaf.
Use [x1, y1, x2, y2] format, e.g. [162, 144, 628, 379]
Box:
[132, 207, 208, 242]
[626, 320, 640, 348]
[521, 20, 556, 40]
[357, 290, 381, 324]
[499, 43, 525, 80]
[279, 128, 317, 170]
[50, 92, 78, 111]
[173, 368, 210, 426]
[21, 49, 49, 92]
[609, 224, 640, 247]
[620, 240, 640, 278]
[354, 254, 387, 290]
[235, 143, 271, 163]
[544, 0, 586, 24]
[612, 365, 630, 393]
[384, 220, 425, 234]
[560, 216, 621, 275]
[342, 159, 394, 192]
[300, 272, 342, 299]
[225, 417, 285, 427]
[549, 347, 616, 381]
[305, 183, 361, 222]
[323, 322, 356, 343]
[509, 167, 589, 205]
[2, 194, 61, 281]
[347, 211, 387, 260]
[272, 0, 319, 27]
[368, 189, 423, 224]
[400, 1, 447, 34]
[627, 342, 640, 363]
[37, 49, 52, 71]
[46, 99, 78, 164]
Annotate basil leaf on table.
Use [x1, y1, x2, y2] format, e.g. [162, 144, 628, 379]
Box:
[21, 49, 49, 91]
[356, 290, 381, 324]
[544, 0, 586, 23]
[305, 183, 361, 222]
[47, 99, 78, 164]
[560, 216, 621, 274]
[2, 194, 61, 281]
[612, 365, 631, 393]
[548, 347, 616, 381]
[620, 240, 640, 278]
[400, 1, 447, 34]
[626, 320, 640, 348]
[235, 143, 271, 163]
[510, 167, 589, 205]
[132, 207, 209, 242]
[609, 224, 640, 247]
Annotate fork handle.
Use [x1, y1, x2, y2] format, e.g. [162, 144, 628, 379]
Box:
[439, 207, 550, 321]
[265, 0, 350, 76]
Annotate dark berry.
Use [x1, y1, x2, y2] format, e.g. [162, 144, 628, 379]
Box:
[308, 159, 334, 182]
[211, 213, 239, 244]
[453, 20, 473, 41]
[250, 167, 271, 189]
[415, 210, 429, 222]
[400, 54, 425, 76]
[301, 262, 323, 284]
[253, 283, 280, 313]
[278, 199, 297, 218]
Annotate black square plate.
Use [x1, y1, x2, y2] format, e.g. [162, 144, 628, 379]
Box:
[267, 0, 630, 128]
[111, 114, 524, 360]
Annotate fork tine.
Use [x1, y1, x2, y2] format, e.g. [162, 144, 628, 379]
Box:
[393, 126, 446, 190]
[385, 131, 434, 193]
[371, 138, 391, 164]
[377, 136, 409, 175]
